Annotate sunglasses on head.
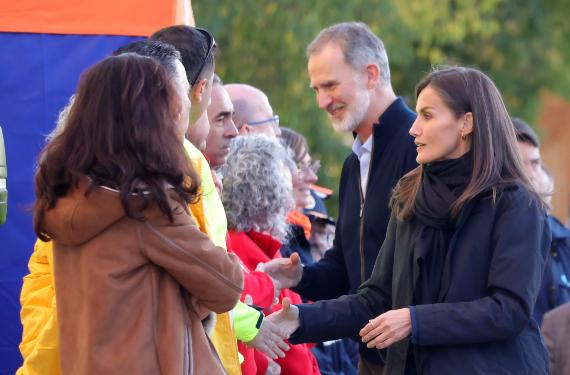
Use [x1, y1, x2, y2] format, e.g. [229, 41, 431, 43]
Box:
[190, 28, 216, 87]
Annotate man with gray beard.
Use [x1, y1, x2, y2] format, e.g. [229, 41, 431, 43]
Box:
[262, 22, 417, 374]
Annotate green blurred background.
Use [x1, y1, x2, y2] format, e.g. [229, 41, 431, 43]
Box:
[193, 0, 570, 217]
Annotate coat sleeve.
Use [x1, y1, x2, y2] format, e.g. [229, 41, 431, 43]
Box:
[139, 216, 244, 313]
[294, 213, 350, 301]
[290, 216, 399, 344]
[413, 192, 550, 346]
[233, 301, 264, 343]
[242, 270, 276, 310]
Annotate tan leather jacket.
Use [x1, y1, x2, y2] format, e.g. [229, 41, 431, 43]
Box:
[42, 182, 244, 374]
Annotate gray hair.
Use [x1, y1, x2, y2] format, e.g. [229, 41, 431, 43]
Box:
[222, 135, 295, 242]
[307, 22, 391, 85]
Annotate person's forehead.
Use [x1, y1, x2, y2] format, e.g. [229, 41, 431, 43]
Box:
[416, 86, 445, 110]
[308, 44, 352, 84]
[213, 84, 233, 111]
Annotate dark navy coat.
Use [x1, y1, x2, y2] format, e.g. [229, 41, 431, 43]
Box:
[294, 97, 417, 364]
[292, 185, 550, 374]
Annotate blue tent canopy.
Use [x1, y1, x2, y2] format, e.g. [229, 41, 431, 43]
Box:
[0, 33, 142, 374]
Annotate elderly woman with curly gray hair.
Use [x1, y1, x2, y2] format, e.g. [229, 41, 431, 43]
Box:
[223, 135, 321, 375]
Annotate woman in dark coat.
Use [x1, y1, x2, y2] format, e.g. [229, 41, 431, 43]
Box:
[269, 67, 551, 375]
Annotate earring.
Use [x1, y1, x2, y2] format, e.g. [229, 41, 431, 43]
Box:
[461, 133, 467, 141]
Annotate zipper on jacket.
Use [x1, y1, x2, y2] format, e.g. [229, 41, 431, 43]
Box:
[357, 136, 375, 284]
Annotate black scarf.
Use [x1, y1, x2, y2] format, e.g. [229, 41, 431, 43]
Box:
[412, 152, 472, 305]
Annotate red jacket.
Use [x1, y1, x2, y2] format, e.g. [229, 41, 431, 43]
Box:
[228, 230, 321, 375]
[226, 235, 275, 311]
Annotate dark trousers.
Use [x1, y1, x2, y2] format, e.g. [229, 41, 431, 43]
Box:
[358, 358, 384, 375]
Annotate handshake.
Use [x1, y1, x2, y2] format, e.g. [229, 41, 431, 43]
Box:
[244, 297, 300, 359]
[243, 253, 303, 358]
[248, 251, 412, 371]
[238, 253, 303, 375]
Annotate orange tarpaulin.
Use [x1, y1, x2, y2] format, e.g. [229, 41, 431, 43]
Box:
[0, 0, 194, 36]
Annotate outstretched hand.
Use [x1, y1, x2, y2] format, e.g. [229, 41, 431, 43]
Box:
[266, 298, 300, 339]
[246, 316, 290, 359]
[258, 253, 303, 289]
[359, 308, 412, 349]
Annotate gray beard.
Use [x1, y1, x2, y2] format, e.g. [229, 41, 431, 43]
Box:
[330, 91, 370, 133]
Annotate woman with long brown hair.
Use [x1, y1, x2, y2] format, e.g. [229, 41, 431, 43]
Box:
[33, 54, 243, 374]
[270, 67, 550, 374]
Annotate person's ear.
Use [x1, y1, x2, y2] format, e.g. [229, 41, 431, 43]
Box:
[191, 78, 208, 103]
[365, 63, 380, 89]
[461, 112, 474, 138]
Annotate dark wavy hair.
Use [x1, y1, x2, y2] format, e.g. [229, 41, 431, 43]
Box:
[34, 54, 200, 240]
[391, 66, 541, 220]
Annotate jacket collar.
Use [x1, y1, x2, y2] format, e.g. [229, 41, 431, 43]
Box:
[246, 230, 282, 259]
[372, 97, 414, 145]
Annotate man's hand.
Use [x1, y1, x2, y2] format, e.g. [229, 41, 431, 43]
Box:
[359, 308, 412, 349]
[245, 317, 290, 359]
[265, 358, 281, 375]
[258, 253, 303, 289]
[266, 298, 300, 339]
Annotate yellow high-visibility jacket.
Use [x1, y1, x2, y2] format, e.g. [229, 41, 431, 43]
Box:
[17, 240, 59, 375]
[183, 140, 242, 375]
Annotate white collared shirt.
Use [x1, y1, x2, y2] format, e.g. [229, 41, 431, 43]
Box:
[352, 135, 374, 197]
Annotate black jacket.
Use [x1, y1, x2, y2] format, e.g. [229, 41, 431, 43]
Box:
[292, 185, 551, 374]
[294, 97, 417, 363]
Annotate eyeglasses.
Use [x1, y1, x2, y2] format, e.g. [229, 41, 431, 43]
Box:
[246, 115, 280, 128]
[190, 28, 216, 87]
[298, 159, 321, 175]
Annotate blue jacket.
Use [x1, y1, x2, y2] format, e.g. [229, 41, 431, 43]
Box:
[533, 215, 570, 325]
[292, 186, 550, 374]
[294, 97, 417, 364]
